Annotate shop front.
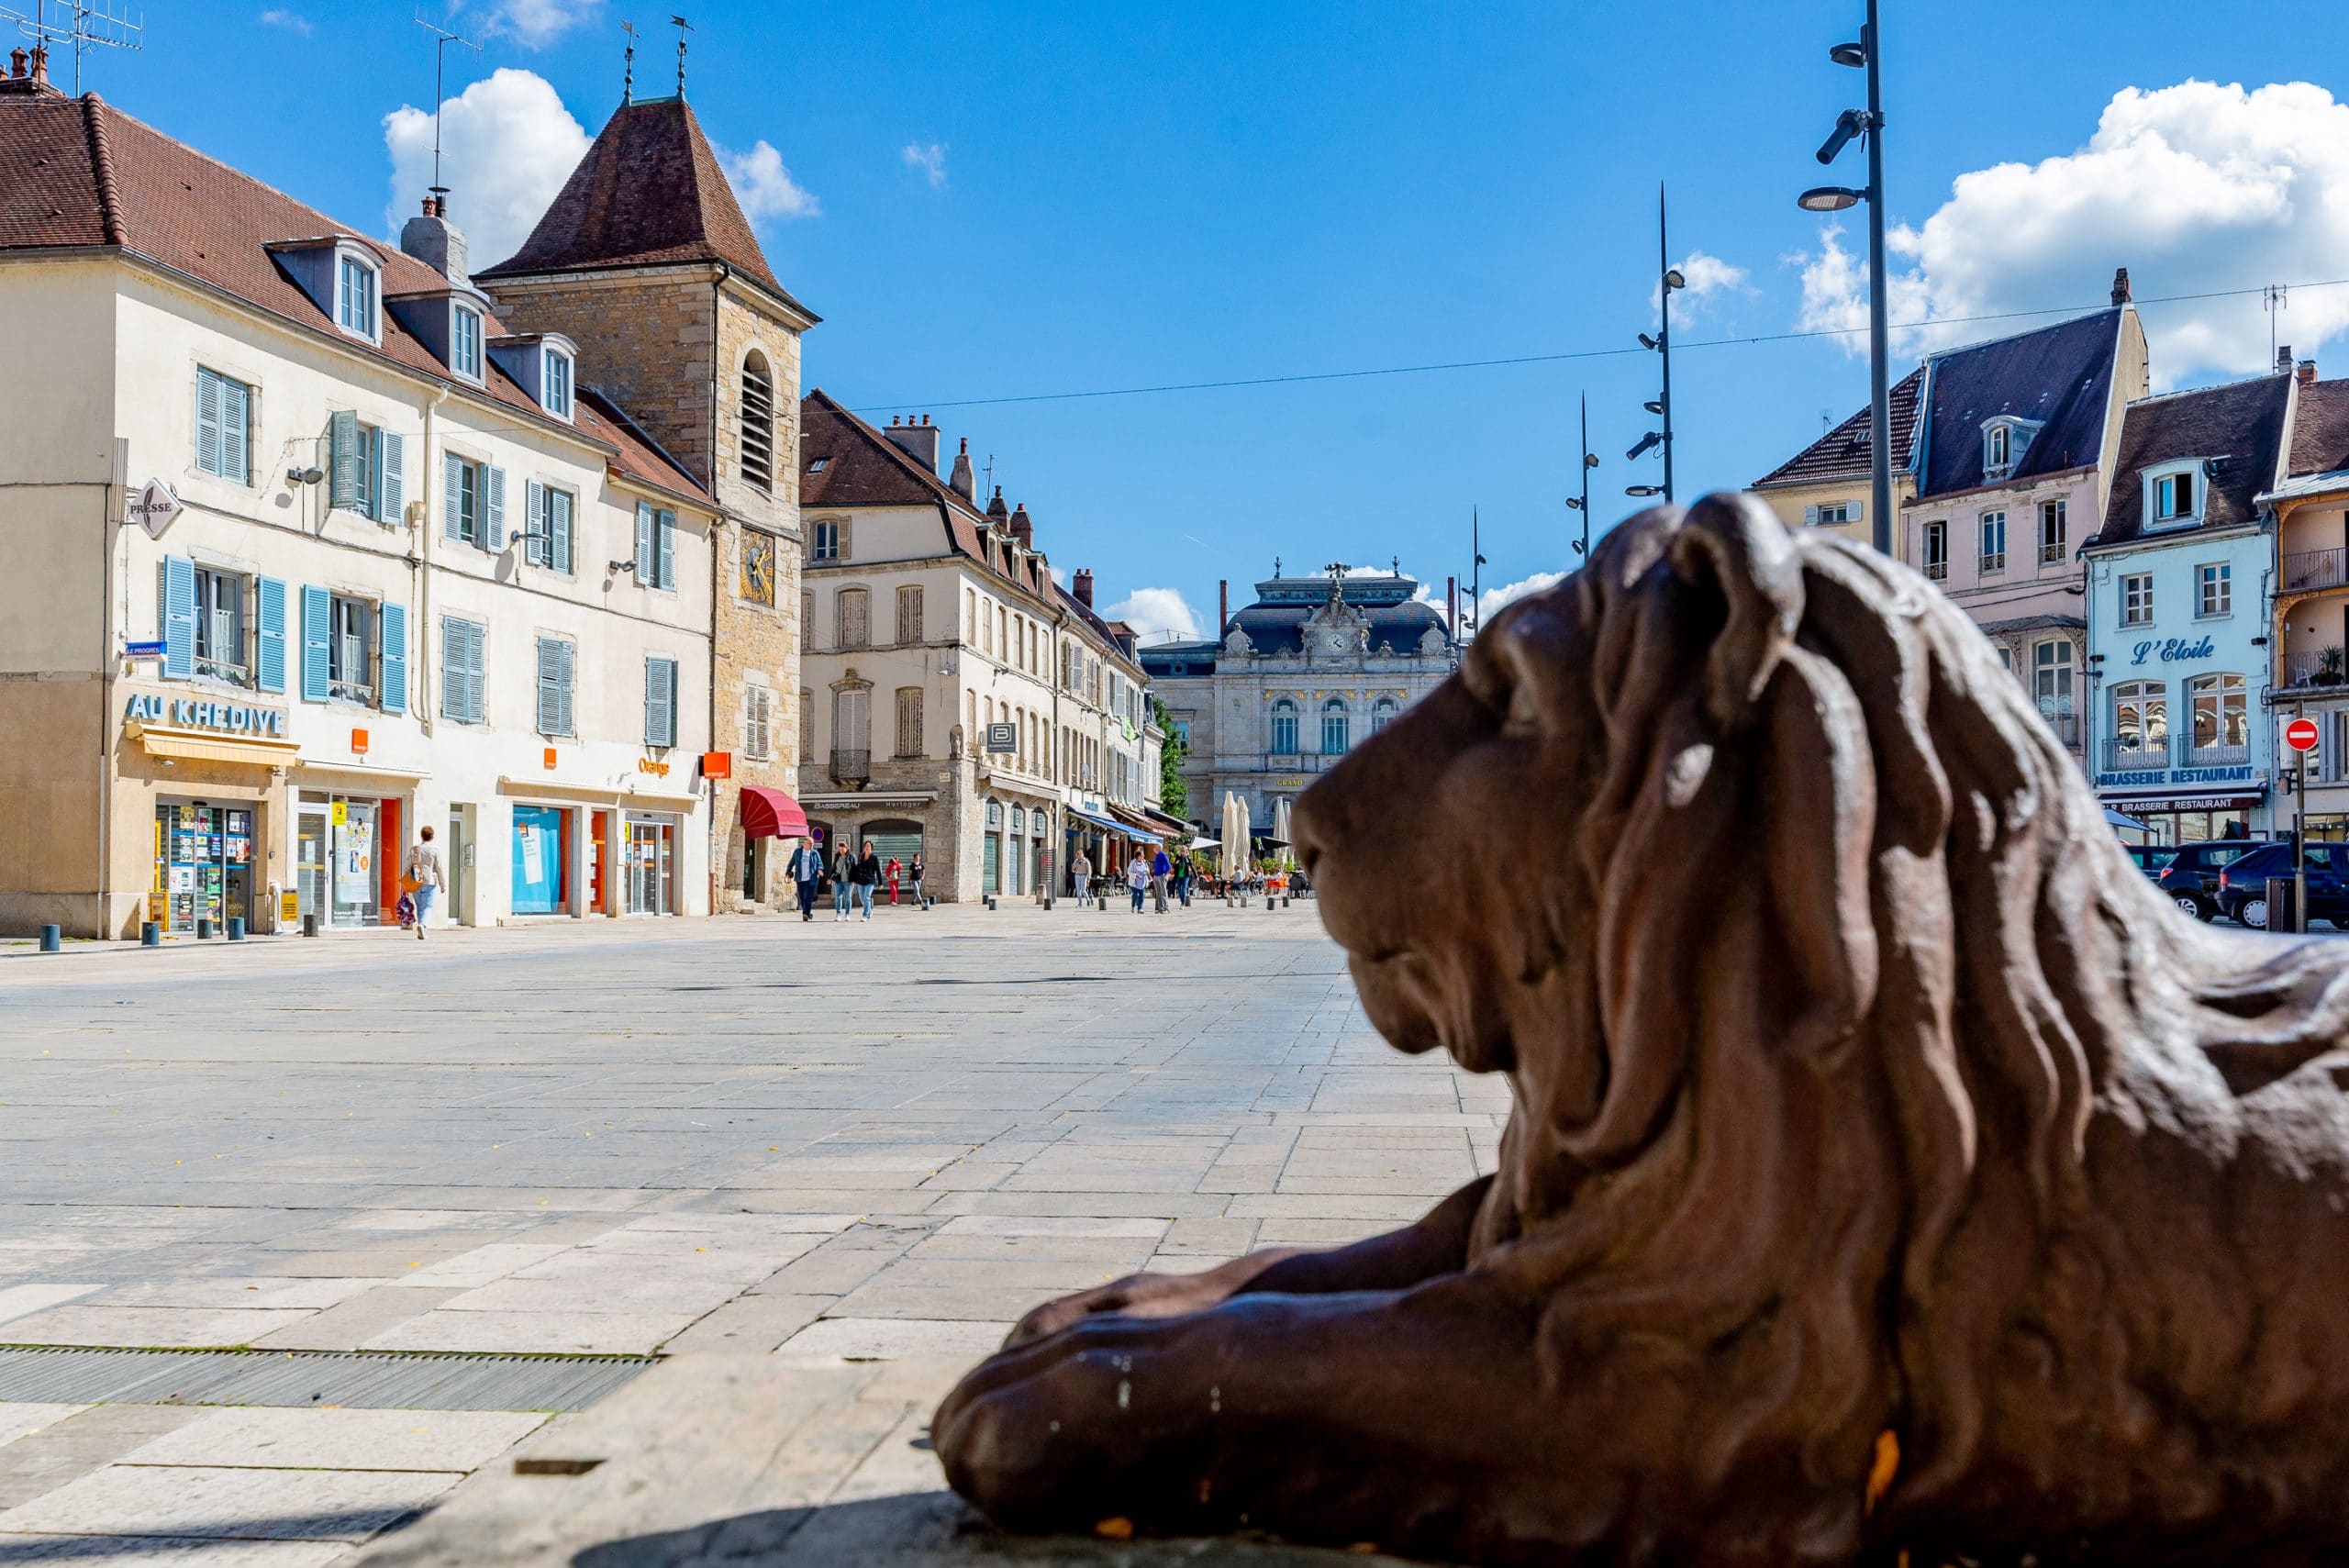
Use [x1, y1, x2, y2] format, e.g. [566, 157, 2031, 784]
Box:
[122, 695, 299, 935]
[152, 800, 259, 935]
[511, 803, 572, 916]
[294, 790, 404, 929]
[2104, 790, 2267, 846]
[623, 811, 679, 915]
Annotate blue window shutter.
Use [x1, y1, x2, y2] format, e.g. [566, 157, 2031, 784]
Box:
[524, 480, 546, 566]
[440, 617, 464, 720]
[195, 372, 222, 477]
[485, 466, 507, 550]
[635, 502, 654, 583]
[255, 576, 287, 694]
[469, 620, 487, 723]
[328, 411, 359, 510]
[162, 555, 196, 679]
[379, 602, 407, 714]
[443, 451, 463, 542]
[558, 639, 574, 737]
[377, 431, 404, 525]
[657, 510, 675, 589]
[299, 584, 330, 702]
[220, 376, 249, 484]
[536, 638, 558, 734]
[551, 490, 573, 574]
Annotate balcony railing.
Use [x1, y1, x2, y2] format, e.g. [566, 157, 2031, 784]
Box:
[829, 748, 870, 782]
[2040, 541, 2066, 564]
[2282, 650, 2349, 688]
[1980, 551, 2006, 573]
[2182, 741, 2249, 770]
[1924, 562, 1948, 582]
[2283, 548, 2348, 594]
[2102, 738, 2167, 773]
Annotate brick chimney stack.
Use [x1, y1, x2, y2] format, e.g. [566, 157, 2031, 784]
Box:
[2278, 344, 2295, 375]
[948, 437, 975, 501]
[8, 48, 25, 78]
[400, 195, 470, 286]
[2111, 267, 2132, 306]
[882, 413, 941, 474]
[1008, 502, 1033, 550]
[2301, 358, 2319, 386]
[28, 45, 46, 86]
[1074, 569, 1095, 609]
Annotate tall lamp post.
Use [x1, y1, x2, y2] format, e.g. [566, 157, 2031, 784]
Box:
[1566, 394, 1598, 557]
[1798, 0, 1891, 556]
[1629, 185, 1684, 504]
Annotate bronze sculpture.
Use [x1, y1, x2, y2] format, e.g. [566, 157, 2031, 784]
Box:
[935, 495, 2349, 1566]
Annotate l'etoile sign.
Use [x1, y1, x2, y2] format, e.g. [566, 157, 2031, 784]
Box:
[125, 693, 288, 737]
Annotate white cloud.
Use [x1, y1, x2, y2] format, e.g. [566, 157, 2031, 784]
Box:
[384, 68, 591, 272]
[1653, 249, 1752, 328]
[482, 0, 601, 49]
[1790, 80, 2349, 384]
[718, 140, 820, 222]
[1103, 587, 1203, 643]
[901, 141, 948, 188]
[258, 8, 312, 36]
[1475, 572, 1569, 626]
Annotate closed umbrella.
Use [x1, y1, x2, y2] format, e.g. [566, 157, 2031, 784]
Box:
[1235, 795, 1252, 880]
[1274, 798, 1293, 862]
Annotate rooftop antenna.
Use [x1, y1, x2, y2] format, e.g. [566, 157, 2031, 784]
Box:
[670, 12, 691, 95]
[2266, 283, 2288, 366]
[982, 454, 996, 491]
[621, 19, 637, 105]
[413, 14, 481, 211]
[0, 0, 143, 95]
[1468, 506, 1486, 641]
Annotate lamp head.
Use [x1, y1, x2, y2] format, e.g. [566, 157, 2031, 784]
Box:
[1626, 431, 1663, 461]
[1584, 452, 1600, 469]
[1798, 185, 1865, 213]
[1643, 399, 1664, 415]
[1830, 40, 1867, 67]
[1638, 331, 1661, 351]
[1564, 497, 1585, 511]
[1664, 268, 1687, 290]
[1817, 107, 1866, 165]
[1626, 484, 1665, 498]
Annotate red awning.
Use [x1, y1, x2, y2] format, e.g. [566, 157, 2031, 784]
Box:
[739, 785, 809, 840]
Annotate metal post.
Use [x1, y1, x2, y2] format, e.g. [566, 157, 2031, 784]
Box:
[1864, 0, 1892, 556]
[2296, 700, 2309, 935]
[1579, 395, 1592, 556]
[1659, 187, 1675, 505]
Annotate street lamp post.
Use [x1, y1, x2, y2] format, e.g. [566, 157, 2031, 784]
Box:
[1799, 0, 1891, 556]
[1629, 186, 1684, 504]
[1565, 394, 1598, 557]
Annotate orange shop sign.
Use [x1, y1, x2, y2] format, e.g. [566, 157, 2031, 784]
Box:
[638, 757, 672, 778]
[700, 751, 732, 779]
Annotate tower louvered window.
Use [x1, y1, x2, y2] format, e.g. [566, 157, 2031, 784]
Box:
[740, 351, 775, 495]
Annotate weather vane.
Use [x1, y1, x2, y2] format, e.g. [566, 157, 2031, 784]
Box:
[671, 13, 691, 95]
[621, 19, 637, 104]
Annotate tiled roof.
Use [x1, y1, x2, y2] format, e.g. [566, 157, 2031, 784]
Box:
[2288, 378, 2349, 477]
[474, 95, 813, 320]
[2093, 373, 2292, 549]
[577, 388, 712, 504]
[1752, 367, 1924, 489]
[1226, 599, 1452, 658]
[1917, 309, 2123, 498]
[0, 90, 705, 502]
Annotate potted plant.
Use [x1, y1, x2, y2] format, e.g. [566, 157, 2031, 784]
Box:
[2320, 646, 2346, 685]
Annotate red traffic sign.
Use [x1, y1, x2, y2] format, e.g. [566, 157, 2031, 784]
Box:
[2286, 717, 2321, 753]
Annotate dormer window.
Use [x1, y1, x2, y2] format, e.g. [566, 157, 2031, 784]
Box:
[451, 306, 483, 382]
[336, 253, 378, 340]
[542, 347, 573, 419]
[2143, 460, 2205, 531]
[2156, 471, 2194, 519]
[1979, 416, 2042, 484]
[485, 331, 580, 422]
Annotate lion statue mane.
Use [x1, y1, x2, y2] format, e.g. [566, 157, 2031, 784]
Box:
[936, 495, 2349, 1567]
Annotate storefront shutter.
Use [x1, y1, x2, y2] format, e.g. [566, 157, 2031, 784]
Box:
[656, 509, 676, 589]
[162, 555, 196, 679]
[635, 502, 654, 584]
[443, 452, 464, 542]
[484, 465, 507, 550]
[328, 410, 360, 510]
[195, 372, 222, 476]
[524, 479, 547, 567]
[377, 431, 404, 525]
[299, 584, 330, 702]
[379, 602, 407, 714]
[219, 377, 249, 483]
[255, 576, 286, 694]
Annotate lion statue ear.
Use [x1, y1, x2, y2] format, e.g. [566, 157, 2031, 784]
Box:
[1666, 494, 1806, 732]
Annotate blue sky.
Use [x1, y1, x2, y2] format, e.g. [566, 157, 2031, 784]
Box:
[78, 1, 2349, 634]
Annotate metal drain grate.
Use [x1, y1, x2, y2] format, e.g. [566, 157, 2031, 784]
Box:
[0, 1346, 653, 1412]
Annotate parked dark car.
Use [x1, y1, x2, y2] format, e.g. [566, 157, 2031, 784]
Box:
[2215, 842, 2349, 930]
[2123, 843, 2179, 880]
[2154, 840, 2274, 920]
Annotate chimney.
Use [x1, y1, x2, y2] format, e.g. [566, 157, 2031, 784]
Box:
[881, 412, 941, 473]
[8, 48, 25, 78]
[2111, 267, 2132, 306]
[985, 485, 1010, 532]
[2277, 344, 2295, 376]
[28, 45, 46, 86]
[948, 437, 975, 500]
[1008, 501, 1033, 550]
[1219, 579, 1229, 636]
[2300, 358, 2319, 386]
[399, 195, 471, 286]
[1074, 569, 1095, 609]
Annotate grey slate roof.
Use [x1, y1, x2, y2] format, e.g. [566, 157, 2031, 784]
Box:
[1917, 309, 2123, 498]
[1225, 600, 1452, 658]
[2093, 373, 2293, 550]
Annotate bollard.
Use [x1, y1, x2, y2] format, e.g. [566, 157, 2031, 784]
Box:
[195, 917, 212, 940]
[39, 923, 61, 953]
[141, 921, 161, 947]
[302, 913, 318, 938]
[1266, 901, 1276, 916]
[227, 917, 245, 942]
[1044, 895, 1054, 911]
[1097, 895, 1107, 912]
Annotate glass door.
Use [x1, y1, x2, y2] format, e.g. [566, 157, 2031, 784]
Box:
[296, 806, 328, 927]
[156, 803, 231, 933]
[330, 799, 379, 927]
[625, 818, 674, 914]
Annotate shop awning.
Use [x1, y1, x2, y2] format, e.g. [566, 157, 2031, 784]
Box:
[1064, 806, 1124, 834]
[739, 785, 809, 840]
[128, 723, 300, 769]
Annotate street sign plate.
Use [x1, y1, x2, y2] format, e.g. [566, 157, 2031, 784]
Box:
[123, 639, 167, 660]
[2286, 717, 2321, 753]
[129, 478, 182, 540]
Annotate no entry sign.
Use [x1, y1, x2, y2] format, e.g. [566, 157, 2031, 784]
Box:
[2286, 717, 2321, 753]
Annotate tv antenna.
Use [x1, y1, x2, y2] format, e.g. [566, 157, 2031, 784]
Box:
[2266, 283, 2288, 365]
[413, 14, 481, 207]
[0, 0, 143, 95]
[670, 13, 691, 95]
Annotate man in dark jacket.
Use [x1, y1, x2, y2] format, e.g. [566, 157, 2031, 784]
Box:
[787, 837, 825, 922]
[851, 840, 883, 923]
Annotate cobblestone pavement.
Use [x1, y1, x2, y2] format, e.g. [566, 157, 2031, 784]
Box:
[0, 902, 1504, 1564]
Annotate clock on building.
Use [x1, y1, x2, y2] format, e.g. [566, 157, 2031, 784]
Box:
[740, 529, 777, 606]
[1318, 628, 1353, 657]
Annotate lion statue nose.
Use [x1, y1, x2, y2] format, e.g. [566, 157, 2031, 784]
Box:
[1289, 793, 1327, 877]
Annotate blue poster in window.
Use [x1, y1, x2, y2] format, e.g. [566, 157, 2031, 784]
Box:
[512, 805, 562, 915]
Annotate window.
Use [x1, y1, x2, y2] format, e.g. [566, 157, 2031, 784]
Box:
[965, 588, 977, 644]
[2197, 562, 2232, 617]
[541, 348, 573, 418]
[336, 254, 378, 339]
[440, 616, 485, 724]
[1979, 510, 2007, 573]
[1921, 520, 1947, 581]
[1270, 698, 1299, 754]
[812, 518, 841, 562]
[1807, 500, 1857, 527]
[743, 682, 773, 761]
[833, 686, 871, 776]
[451, 305, 483, 382]
[799, 687, 813, 764]
[897, 584, 924, 644]
[443, 453, 504, 550]
[328, 413, 405, 524]
[193, 567, 246, 682]
[536, 637, 575, 738]
[2110, 681, 2166, 756]
[1986, 424, 2009, 472]
[2038, 498, 2066, 562]
[644, 655, 678, 749]
[2032, 640, 2074, 716]
[1322, 698, 1351, 755]
[1172, 717, 1192, 747]
[740, 351, 774, 494]
[740, 528, 777, 605]
[327, 595, 373, 703]
[837, 587, 870, 649]
[894, 686, 923, 759]
[2187, 672, 2247, 755]
[2121, 573, 2154, 626]
[1373, 696, 1398, 732]
[634, 502, 676, 588]
[2154, 470, 2196, 522]
[195, 368, 251, 483]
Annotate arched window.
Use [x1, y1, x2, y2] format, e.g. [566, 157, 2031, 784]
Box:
[1372, 696, 1398, 732]
[740, 350, 775, 494]
[1321, 698, 1350, 756]
[2110, 680, 2165, 759]
[2187, 672, 2247, 758]
[1269, 699, 1299, 754]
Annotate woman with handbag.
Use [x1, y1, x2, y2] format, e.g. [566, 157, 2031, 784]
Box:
[404, 825, 443, 940]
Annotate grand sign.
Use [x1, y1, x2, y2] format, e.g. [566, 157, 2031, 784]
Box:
[124, 694, 288, 737]
[2126, 636, 2217, 666]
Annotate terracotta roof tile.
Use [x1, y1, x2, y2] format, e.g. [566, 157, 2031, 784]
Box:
[1752, 367, 1923, 489]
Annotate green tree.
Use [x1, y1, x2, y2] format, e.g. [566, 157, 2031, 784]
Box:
[1152, 695, 1188, 818]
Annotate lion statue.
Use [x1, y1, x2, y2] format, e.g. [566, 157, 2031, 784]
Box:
[934, 495, 2349, 1566]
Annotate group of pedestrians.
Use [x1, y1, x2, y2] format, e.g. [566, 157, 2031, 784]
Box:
[785, 838, 924, 923]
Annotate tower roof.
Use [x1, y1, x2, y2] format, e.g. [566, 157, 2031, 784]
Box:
[476, 95, 812, 318]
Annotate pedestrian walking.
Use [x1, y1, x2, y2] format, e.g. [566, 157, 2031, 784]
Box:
[403, 825, 443, 941]
[1173, 851, 1193, 903]
[830, 842, 853, 921]
[1126, 851, 1149, 913]
[886, 856, 903, 906]
[852, 840, 882, 922]
[909, 854, 926, 905]
[1071, 849, 1093, 903]
[787, 837, 825, 922]
[1151, 846, 1172, 914]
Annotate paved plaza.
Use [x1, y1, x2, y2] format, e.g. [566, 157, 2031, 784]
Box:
[0, 903, 1502, 1563]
